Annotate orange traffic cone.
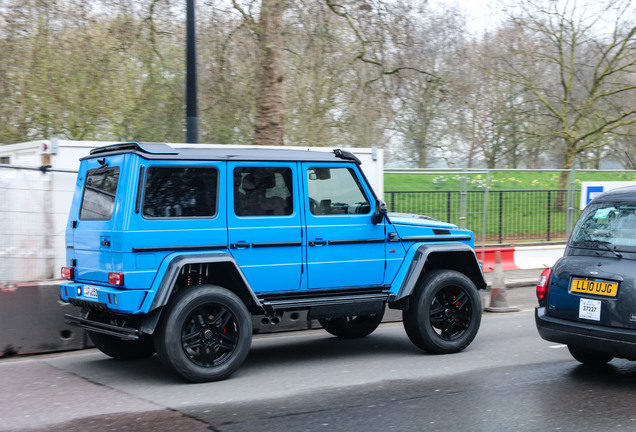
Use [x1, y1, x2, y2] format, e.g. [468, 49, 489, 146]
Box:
[484, 250, 519, 313]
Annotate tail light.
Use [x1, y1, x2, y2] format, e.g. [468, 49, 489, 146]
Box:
[536, 267, 552, 302]
[108, 272, 124, 286]
[61, 267, 74, 280]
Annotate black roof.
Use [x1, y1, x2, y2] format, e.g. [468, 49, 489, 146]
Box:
[86, 142, 361, 164]
[594, 185, 636, 202]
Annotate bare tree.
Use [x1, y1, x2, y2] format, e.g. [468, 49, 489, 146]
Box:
[499, 0, 636, 192]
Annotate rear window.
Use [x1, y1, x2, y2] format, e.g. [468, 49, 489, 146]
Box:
[80, 167, 120, 220]
[142, 167, 218, 218]
[571, 202, 636, 251]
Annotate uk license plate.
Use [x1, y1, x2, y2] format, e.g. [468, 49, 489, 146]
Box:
[570, 278, 618, 297]
[83, 285, 99, 299]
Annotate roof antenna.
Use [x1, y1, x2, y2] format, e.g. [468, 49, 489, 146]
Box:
[626, 151, 636, 170]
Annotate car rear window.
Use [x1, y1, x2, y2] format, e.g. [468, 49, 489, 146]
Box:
[571, 202, 636, 251]
[80, 167, 120, 220]
[142, 167, 218, 218]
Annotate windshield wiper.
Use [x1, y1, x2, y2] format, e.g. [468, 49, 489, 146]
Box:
[577, 233, 623, 258]
[589, 240, 623, 259]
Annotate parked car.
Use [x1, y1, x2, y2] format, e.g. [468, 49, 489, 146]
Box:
[59, 142, 486, 382]
[536, 185, 636, 365]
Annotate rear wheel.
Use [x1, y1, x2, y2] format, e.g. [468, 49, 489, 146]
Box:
[567, 345, 613, 365]
[403, 270, 481, 354]
[154, 285, 252, 382]
[319, 306, 385, 338]
[88, 331, 155, 360]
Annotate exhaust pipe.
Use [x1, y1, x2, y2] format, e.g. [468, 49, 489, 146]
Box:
[260, 316, 282, 325]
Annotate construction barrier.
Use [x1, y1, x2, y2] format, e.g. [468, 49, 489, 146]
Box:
[0, 281, 86, 356]
[478, 245, 564, 272]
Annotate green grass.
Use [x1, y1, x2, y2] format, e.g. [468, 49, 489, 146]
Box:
[385, 170, 636, 191]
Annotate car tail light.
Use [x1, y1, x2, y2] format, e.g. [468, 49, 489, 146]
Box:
[536, 267, 552, 302]
[108, 272, 124, 286]
[61, 267, 74, 280]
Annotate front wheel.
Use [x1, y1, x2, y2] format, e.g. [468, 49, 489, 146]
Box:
[319, 305, 385, 338]
[403, 270, 481, 354]
[568, 345, 613, 366]
[154, 285, 252, 382]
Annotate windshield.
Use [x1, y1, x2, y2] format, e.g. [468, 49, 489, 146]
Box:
[571, 202, 636, 252]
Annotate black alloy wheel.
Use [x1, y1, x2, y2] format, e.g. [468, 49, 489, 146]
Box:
[181, 302, 240, 367]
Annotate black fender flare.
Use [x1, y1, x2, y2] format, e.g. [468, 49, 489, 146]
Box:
[149, 252, 261, 311]
[391, 243, 486, 307]
[139, 253, 263, 335]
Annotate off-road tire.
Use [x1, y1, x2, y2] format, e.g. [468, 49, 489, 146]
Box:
[154, 285, 252, 382]
[403, 269, 481, 354]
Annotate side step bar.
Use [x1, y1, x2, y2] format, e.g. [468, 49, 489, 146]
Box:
[64, 314, 140, 341]
[260, 292, 393, 316]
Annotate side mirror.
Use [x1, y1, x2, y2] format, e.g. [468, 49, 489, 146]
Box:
[372, 200, 388, 224]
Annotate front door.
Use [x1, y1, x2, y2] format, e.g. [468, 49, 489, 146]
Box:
[227, 162, 303, 293]
[302, 163, 386, 290]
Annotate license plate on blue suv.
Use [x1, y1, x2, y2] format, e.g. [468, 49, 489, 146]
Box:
[83, 285, 99, 299]
[570, 278, 618, 297]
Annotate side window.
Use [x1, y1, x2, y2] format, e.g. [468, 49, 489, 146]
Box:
[142, 167, 218, 218]
[80, 167, 120, 220]
[307, 167, 371, 215]
[234, 167, 293, 216]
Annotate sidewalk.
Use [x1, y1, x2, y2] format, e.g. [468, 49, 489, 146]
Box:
[484, 268, 541, 289]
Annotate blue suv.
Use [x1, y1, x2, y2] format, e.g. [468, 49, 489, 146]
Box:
[60, 142, 486, 382]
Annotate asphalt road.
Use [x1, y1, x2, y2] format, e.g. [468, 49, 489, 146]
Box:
[2, 288, 636, 432]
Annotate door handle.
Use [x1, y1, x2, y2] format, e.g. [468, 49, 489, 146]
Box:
[309, 240, 327, 246]
[230, 242, 250, 249]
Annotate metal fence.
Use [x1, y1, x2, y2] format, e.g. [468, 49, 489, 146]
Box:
[385, 189, 581, 245]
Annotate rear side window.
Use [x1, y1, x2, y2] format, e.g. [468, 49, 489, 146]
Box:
[234, 167, 293, 216]
[142, 167, 218, 218]
[80, 167, 120, 220]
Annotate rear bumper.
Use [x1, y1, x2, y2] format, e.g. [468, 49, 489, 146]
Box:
[535, 306, 636, 360]
[59, 282, 147, 314]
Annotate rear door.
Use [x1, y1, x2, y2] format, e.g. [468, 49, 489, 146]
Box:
[302, 163, 386, 290]
[70, 154, 128, 284]
[227, 162, 303, 293]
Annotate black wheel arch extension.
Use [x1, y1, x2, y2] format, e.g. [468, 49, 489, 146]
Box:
[143, 253, 263, 330]
[389, 243, 487, 311]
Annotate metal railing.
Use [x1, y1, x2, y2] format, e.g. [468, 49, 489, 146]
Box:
[385, 189, 581, 245]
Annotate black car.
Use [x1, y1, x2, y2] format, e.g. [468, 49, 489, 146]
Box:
[536, 185, 636, 365]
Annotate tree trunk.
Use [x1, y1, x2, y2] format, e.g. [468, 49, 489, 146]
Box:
[254, 0, 285, 146]
[417, 142, 427, 168]
[555, 141, 577, 211]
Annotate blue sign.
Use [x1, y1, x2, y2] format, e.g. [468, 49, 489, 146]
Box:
[585, 186, 604, 205]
